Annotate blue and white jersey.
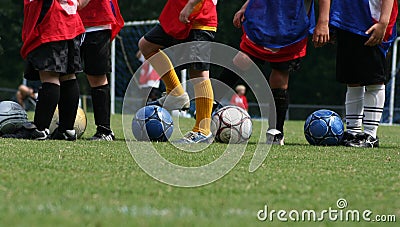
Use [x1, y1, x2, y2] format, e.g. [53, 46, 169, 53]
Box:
[242, 0, 315, 49]
[330, 0, 398, 55]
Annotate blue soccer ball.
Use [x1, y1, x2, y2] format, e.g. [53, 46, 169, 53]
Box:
[132, 105, 173, 142]
[304, 109, 344, 146]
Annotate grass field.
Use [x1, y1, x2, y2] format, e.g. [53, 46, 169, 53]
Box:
[0, 113, 399, 226]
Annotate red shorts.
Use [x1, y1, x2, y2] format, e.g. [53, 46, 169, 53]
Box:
[240, 32, 307, 62]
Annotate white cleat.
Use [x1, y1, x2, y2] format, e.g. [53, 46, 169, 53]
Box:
[147, 92, 190, 111]
[266, 129, 284, 145]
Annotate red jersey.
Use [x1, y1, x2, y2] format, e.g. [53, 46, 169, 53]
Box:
[230, 94, 248, 111]
[78, 0, 124, 39]
[159, 0, 218, 39]
[21, 0, 85, 59]
[240, 31, 307, 62]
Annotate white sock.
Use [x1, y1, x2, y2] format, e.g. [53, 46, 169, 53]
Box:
[345, 86, 365, 134]
[363, 84, 385, 138]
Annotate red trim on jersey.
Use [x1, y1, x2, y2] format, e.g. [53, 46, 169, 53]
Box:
[159, 0, 217, 40]
[79, 0, 124, 40]
[240, 32, 307, 62]
[385, 0, 398, 42]
[21, 0, 85, 59]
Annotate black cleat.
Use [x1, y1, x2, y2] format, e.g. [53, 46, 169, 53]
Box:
[50, 128, 77, 141]
[2, 122, 49, 140]
[341, 131, 357, 146]
[346, 133, 379, 148]
[90, 126, 115, 141]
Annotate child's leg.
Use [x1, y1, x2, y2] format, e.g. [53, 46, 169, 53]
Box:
[363, 84, 385, 138]
[138, 38, 184, 96]
[34, 71, 60, 131]
[345, 85, 365, 134]
[82, 30, 113, 136]
[88, 75, 112, 134]
[190, 70, 214, 136]
[58, 74, 80, 132]
[269, 68, 289, 134]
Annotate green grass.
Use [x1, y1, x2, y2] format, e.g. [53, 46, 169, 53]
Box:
[0, 114, 399, 226]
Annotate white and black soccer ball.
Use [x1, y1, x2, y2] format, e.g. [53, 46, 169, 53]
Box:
[211, 105, 252, 144]
[0, 101, 28, 135]
[304, 109, 344, 146]
[49, 107, 87, 139]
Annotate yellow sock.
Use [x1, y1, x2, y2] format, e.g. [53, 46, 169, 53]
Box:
[146, 50, 184, 96]
[192, 79, 214, 135]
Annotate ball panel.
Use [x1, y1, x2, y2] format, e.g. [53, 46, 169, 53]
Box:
[220, 107, 243, 126]
[132, 119, 148, 141]
[309, 118, 329, 139]
[218, 127, 232, 143]
[145, 119, 165, 139]
[239, 118, 252, 140]
[329, 116, 344, 136]
[313, 109, 334, 118]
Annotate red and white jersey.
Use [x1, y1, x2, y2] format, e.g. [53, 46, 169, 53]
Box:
[78, 0, 124, 39]
[159, 0, 218, 39]
[21, 0, 85, 59]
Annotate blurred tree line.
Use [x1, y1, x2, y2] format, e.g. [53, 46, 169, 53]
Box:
[0, 0, 398, 105]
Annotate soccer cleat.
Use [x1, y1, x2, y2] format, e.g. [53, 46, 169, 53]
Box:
[174, 131, 213, 144]
[346, 133, 379, 148]
[147, 92, 190, 111]
[266, 129, 284, 145]
[341, 131, 357, 146]
[90, 130, 115, 141]
[50, 128, 77, 141]
[2, 122, 49, 140]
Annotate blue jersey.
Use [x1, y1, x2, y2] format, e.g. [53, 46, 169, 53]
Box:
[242, 0, 315, 49]
[330, 0, 398, 55]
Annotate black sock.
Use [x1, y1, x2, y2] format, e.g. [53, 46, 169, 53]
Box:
[272, 88, 289, 134]
[58, 79, 80, 131]
[34, 83, 60, 131]
[91, 84, 111, 132]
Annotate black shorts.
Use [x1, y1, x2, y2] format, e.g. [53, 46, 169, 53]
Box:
[144, 24, 216, 71]
[24, 35, 83, 81]
[251, 55, 302, 73]
[336, 28, 388, 85]
[81, 29, 112, 75]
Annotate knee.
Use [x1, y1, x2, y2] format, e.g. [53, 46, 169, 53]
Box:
[269, 70, 289, 89]
[60, 74, 76, 82]
[138, 37, 151, 58]
[87, 75, 108, 87]
[233, 52, 252, 71]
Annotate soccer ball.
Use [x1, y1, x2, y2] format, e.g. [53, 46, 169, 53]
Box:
[0, 101, 28, 135]
[131, 105, 173, 142]
[49, 107, 87, 139]
[304, 109, 344, 146]
[211, 105, 252, 144]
